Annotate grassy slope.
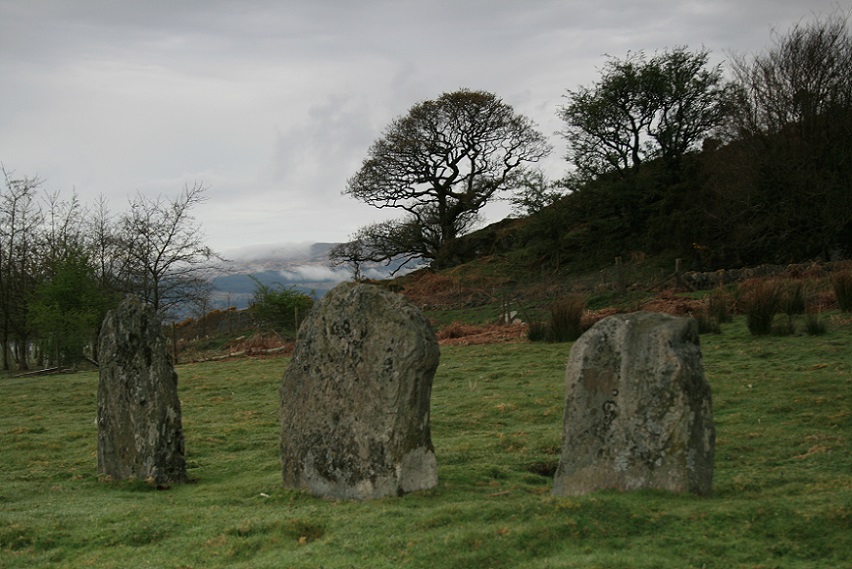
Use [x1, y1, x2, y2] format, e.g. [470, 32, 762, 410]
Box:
[1, 317, 850, 568]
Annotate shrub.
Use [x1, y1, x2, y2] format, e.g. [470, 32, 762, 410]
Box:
[707, 287, 733, 324]
[526, 321, 550, 343]
[804, 312, 827, 336]
[742, 279, 780, 336]
[437, 321, 480, 340]
[772, 318, 797, 336]
[695, 311, 721, 334]
[527, 295, 586, 343]
[781, 281, 806, 316]
[548, 295, 585, 342]
[831, 270, 852, 312]
[249, 277, 314, 336]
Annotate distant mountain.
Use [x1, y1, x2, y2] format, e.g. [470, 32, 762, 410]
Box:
[207, 242, 414, 309]
[218, 242, 337, 272]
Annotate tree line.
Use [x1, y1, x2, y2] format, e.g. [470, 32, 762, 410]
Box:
[0, 171, 217, 370]
[332, 11, 852, 274]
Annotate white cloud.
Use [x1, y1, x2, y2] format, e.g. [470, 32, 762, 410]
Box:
[279, 265, 349, 283]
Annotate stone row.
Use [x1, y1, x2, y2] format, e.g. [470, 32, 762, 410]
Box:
[96, 286, 714, 499]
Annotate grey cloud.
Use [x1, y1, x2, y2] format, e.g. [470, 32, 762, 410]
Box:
[1, 0, 846, 252]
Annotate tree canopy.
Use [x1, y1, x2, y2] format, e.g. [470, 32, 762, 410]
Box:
[116, 182, 219, 315]
[518, 12, 852, 271]
[344, 89, 551, 269]
[559, 47, 734, 180]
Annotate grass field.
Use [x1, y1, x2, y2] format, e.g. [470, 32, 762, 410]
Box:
[1, 315, 850, 568]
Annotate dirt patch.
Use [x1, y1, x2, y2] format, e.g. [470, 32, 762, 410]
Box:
[639, 292, 706, 316]
[430, 300, 715, 348]
[436, 322, 528, 346]
[178, 332, 294, 363]
[227, 332, 291, 355]
[581, 308, 619, 329]
[394, 265, 511, 310]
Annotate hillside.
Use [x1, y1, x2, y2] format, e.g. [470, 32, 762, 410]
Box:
[185, 131, 852, 357]
[176, 219, 850, 365]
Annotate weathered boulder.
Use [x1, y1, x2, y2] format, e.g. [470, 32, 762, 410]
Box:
[553, 312, 714, 496]
[97, 295, 187, 484]
[280, 282, 439, 500]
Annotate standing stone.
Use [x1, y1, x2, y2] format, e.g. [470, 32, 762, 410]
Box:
[280, 282, 439, 500]
[553, 312, 714, 496]
[97, 295, 187, 484]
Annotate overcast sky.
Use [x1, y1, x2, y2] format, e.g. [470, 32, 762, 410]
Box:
[0, 0, 847, 258]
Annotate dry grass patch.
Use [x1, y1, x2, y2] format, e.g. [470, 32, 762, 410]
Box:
[436, 322, 528, 346]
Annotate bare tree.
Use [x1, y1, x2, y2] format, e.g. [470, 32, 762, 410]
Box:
[40, 190, 86, 270]
[87, 195, 131, 296]
[328, 232, 373, 282]
[727, 10, 852, 260]
[0, 166, 43, 370]
[731, 11, 852, 139]
[328, 217, 435, 280]
[116, 182, 219, 316]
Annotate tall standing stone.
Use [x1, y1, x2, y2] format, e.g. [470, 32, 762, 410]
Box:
[553, 312, 714, 496]
[97, 295, 187, 484]
[280, 282, 439, 500]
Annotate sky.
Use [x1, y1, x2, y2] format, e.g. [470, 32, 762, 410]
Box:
[1, 0, 848, 259]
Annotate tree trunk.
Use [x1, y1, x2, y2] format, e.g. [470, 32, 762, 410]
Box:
[2, 316, 9, 371]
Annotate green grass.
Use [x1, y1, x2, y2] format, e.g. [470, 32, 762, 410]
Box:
[1, 316, 850, 568]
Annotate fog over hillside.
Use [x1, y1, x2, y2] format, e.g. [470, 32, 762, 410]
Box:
[209, 242, 413, 309]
